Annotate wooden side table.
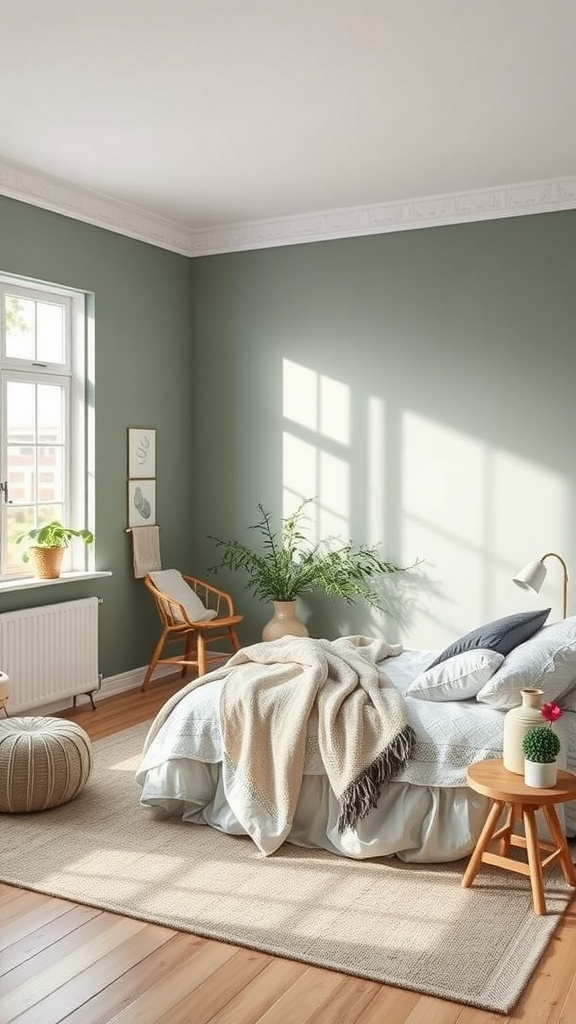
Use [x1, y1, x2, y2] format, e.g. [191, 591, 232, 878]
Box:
[462, 758, 576, 915]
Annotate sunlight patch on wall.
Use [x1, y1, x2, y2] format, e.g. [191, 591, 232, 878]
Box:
[283, 359, 317, 431]
[282, 358, 350, 443]
[402, 413, 487, 635]
[490, 450, 568, 614]
[282, 358, 351, 543]
[491, 453, 567, 556]
[367, 396, 385, 546]
[318, 452, 349, 537]
[283, 434, 318, 502]
[401, 410, 570, 642]
[319, 375, 349, 445]
[403, 415, 485, 545]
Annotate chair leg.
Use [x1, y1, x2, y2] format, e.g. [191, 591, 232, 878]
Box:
[197, 634, 207, 677]
[183, 632, 200, 676]
[182, 631, 194, 676]
[229, 626, 241, 653]
[142, 628, 169, 691]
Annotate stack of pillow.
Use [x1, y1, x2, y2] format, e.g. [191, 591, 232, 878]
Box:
[406, 607, 576, 709]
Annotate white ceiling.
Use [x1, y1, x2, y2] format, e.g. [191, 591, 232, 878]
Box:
[2, 1, 576, 255]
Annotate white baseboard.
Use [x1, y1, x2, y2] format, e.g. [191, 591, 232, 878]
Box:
[6, 665, 176, 717]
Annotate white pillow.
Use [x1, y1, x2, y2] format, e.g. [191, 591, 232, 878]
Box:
[476, 616, 576, 710]
[406, 649, 504, 702]
[148, 569, 218, 623]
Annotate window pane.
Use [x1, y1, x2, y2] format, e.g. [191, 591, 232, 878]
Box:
[38, 383, 65, 444]
[38, 448, 64, 503]
[6, 445, 36, 504]
[5, 295, 35, 359]
[37, 301, 65, 363]
[4, 506, 35, 574]
[7, 381, 36, 444]
[38, 502, 63, 525]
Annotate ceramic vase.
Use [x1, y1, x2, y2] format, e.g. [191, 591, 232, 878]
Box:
[261, 600, 308, 641]
[502, 688, 544, 774]
[524, 759, 558, 788]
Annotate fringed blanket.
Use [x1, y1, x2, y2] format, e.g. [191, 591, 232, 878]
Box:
[143, 635, 415, 855]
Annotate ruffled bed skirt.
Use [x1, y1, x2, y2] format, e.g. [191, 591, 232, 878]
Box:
[137, 758, 493, 863]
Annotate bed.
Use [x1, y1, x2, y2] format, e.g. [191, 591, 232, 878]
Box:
[136, 609, 576, 863]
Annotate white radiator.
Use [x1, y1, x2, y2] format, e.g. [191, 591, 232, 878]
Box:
[0, 597, 100, 714]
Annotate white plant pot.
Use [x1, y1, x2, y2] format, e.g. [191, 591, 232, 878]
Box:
[524, 759, 558, 789]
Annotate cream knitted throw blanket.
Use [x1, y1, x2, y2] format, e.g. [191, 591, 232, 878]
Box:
[143, 635, 415, 855]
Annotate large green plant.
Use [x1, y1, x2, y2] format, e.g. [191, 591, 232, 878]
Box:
[210, 499, 413, 608]
[16, 521, 94, 563]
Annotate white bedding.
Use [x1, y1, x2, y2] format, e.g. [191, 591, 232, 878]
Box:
[136, 647, 576, 863]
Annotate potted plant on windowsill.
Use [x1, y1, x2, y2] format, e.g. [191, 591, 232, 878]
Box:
[16, 521, 94, 580]
[522, 702, 563, 788]
[210, 499, 415, 640]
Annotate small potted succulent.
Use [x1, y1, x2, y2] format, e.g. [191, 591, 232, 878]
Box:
[16, 521, 94, 579]
[522, 702, 563, 788]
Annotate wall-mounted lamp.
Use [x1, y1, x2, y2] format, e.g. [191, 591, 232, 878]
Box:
[512, 551, 569, 619]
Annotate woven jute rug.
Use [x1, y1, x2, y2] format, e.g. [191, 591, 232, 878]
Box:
[0, 722, 572, 1013]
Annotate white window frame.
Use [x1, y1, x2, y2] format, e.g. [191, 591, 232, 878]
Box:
[0, 272, 93, 581]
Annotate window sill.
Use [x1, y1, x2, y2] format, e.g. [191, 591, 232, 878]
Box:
[0, 571, 113, 594]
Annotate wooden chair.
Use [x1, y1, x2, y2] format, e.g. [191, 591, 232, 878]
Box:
[142, 570, 243, 690]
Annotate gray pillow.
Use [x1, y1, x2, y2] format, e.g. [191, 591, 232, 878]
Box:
[426, 608, 551, 670]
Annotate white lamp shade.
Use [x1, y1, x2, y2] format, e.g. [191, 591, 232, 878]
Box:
[513, 559, 547, 594]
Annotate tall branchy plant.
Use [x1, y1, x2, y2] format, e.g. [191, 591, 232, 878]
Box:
[210, 499, 415, 609]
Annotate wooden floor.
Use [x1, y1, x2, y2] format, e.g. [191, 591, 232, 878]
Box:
[1, 679, 576, 1024]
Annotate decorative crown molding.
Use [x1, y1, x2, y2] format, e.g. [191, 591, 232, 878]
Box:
[0, 160, 193, 256]
[1, 158, 576, 258]
[191, 176, 576, 256]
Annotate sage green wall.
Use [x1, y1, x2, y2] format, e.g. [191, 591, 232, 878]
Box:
[190, 211, 576, 647]
[1, 195, 575, 669]
[0, 195, 194, 677]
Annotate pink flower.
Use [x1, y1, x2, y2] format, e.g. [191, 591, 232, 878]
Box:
[541, 702, 563, 724]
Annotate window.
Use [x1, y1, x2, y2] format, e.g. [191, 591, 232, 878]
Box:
[0, 274, 91, 578]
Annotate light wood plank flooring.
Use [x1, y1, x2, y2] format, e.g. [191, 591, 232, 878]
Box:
[1, 678, 575, 1023]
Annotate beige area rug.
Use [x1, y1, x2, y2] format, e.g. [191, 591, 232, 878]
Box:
[0, 723, 572, 1014]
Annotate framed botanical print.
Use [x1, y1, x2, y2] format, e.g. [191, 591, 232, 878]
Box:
[128, 427, 156, 479]
[128, 479, 156, 527]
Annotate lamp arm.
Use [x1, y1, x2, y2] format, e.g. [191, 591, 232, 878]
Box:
[541, 552, 569, 619]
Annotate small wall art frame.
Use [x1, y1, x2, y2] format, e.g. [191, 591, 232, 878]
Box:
[127, 427, 156, 479]
[128, 479, 156, 527]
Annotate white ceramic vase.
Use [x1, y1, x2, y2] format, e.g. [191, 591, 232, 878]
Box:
[502, 688, 544, 774]
[261, 600, 309, 642]
[524, 759, 558, 788]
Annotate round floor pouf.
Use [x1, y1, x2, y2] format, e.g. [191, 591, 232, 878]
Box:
[0, 716, 92, 813]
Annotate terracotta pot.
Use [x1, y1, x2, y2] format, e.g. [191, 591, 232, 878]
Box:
[28, 546, 64, 579]
[261, 600, 309, 641]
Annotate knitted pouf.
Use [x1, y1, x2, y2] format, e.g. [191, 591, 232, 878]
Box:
[0, 716, 92, 813]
